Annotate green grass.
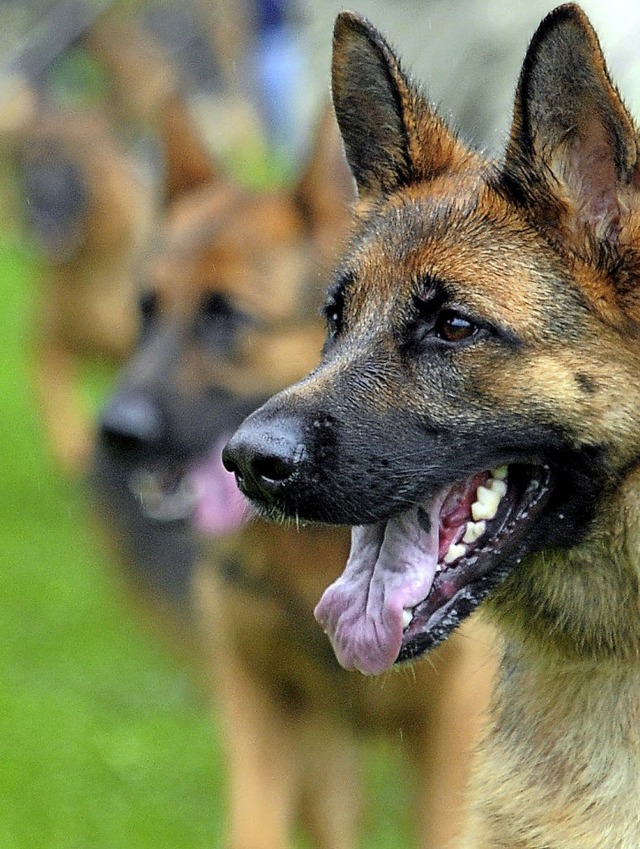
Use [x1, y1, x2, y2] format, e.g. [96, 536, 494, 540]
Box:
[0, 241, 222, 849]
[0, 240, 411, 849]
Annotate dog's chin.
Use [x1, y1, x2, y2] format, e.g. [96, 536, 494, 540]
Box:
[313, 463, 553, 675]
[128, 463, 196, 524]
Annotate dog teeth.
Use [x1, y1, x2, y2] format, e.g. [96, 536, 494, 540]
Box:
[443, 542, 466, 564]
[402, 609, 413, 629]
[471, 484, 502, 521]
[440, 470, 508, 564]
[487, 479, 508, 497]
[462, 520, 486, 544]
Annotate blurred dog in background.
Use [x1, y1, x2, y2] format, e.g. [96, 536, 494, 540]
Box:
[97, 85, 495, 849]
[6, 4, 496, 846]
[0, 10, 178, 474]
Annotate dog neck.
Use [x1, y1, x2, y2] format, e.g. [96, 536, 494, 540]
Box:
[464, 640, 640, 848]
[488, 463, 640, 662]
[467, 464, 640, 847]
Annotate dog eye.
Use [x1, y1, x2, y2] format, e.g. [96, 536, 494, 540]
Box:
[196, 292, 248, 348]
[433, 310, 478, 343]
[139, 291, 158, 331]
[323, 293, 344, 342]
[326, 306, 341, 337]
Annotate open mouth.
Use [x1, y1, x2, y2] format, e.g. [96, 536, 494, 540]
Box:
[314, 463, 552, 675]
[128, 436, 249, 535]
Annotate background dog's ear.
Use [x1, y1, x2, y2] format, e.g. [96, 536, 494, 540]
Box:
[293, 104, 355, 231]
[331, 12, 471, 201]
[161, 95, 220, 206]
[503, 4, 639, 253]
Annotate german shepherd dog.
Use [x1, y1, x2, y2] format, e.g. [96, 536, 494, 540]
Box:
[224, 4, 640, 846]
[16, 14, 188, 475]
[19, 105, 153, 475]
[98, 99, 495, 848]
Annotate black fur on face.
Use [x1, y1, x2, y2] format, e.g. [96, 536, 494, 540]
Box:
[100, 303, 267, 467]
[232, 336, 607, 552]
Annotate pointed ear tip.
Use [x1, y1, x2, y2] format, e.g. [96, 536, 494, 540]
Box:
[333, 10, 376, 41]
[537, 2, 595, 36]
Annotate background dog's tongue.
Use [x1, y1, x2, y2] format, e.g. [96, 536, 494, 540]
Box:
[189, 438, 249, 535]
[314, 506, 439, 675]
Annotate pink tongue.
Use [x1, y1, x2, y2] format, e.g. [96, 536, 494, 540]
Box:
[188, 437, 249, 536]
[314, 503, 440, 675]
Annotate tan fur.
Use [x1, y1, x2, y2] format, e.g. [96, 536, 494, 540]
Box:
[329, 6, 640, 848]
[23, 108, 154, 473]
[194, 529, 495, 849]
[222, 5, 640, 847]
[16, 15, 184, 474]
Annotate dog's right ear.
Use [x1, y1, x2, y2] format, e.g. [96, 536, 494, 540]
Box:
[331, 12, 472, 202]
[502, 4, 640, 256]
[161, 95, 219, 206]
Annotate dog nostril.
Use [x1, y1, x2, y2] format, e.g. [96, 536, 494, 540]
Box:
[253, 453, 295, 484]
[221, 448, 241, 477]
[223, 425, 303, 499]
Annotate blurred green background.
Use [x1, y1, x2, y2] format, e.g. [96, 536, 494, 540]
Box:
[0, 240, 226, 848]
[0, 0, 413, 839]
[0, 240, 410, 848]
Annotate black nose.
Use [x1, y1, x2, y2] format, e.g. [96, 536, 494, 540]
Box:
[222, 414, 305, 503]
[99, 395, 165, 456]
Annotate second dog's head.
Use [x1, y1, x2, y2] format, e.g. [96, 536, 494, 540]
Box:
[99, 100, 353, 534]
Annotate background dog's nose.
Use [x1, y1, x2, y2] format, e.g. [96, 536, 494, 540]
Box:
[223, 416, 304, 503]
[99, 396, 165, 455]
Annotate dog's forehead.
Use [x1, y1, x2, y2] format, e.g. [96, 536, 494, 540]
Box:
[342, 184, 584, 331]
[150, 188, 317, 322]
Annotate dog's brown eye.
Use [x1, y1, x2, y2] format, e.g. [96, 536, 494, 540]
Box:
[323, 290, 345, 341]
[434, 311, 477, 343]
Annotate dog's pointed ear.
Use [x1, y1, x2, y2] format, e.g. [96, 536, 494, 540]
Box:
[331, 12, 470, 201]
[294, 104, 355, 230]
[161, 95, 219, 206]
[503, 4, 640, 252]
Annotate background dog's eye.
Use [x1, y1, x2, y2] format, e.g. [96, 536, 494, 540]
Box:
[433, 311, 478, 343]
[196, 292, 249, 350]
[139, 291, 158, 331]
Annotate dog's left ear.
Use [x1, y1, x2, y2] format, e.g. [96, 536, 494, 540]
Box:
[161, 95, 220, 206]
[503, 4, 640, 254]
[294, 104, 355, 231]
[331, 12, 474, 203]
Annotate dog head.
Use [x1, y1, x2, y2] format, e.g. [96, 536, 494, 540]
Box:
[224, 6, 640, 673]
[99, 100, 353, 535]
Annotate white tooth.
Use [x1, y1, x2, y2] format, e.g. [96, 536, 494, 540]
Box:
[487, 479, 508, 497]
[402, 609, 413, 629]
[443, 542, 466, 564]
[492, 465, 508, 480]
[463, 520, 486, 544]
[471, 486, 501, 521]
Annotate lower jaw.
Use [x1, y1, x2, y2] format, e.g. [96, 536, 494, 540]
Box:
[396, 563, 511, 663]
[128, 467, 195, 523]
[397, 464, 553, 663]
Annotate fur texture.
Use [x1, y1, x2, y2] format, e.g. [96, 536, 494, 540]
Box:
[223, 5, 640, 846]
